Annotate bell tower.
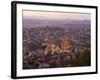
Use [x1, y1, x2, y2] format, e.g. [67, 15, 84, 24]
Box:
[61, 36, 70, 50]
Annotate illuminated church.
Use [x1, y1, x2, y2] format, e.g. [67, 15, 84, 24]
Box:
[42, 32, 70, 55]
[61, 36, 70, 52]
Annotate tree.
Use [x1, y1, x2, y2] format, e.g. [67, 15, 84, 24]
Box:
[79, 49, 91, 66]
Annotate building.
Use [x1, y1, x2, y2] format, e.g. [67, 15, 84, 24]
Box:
[61, 36, 70, 52]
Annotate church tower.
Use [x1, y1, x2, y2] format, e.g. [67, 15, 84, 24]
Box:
[61, 36, 70, 51]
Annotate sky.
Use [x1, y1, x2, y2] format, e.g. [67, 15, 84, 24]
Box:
[23, 10, 91, 20]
